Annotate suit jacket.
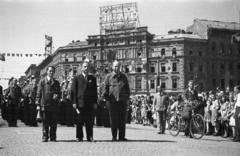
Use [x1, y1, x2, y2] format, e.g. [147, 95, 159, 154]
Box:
[72, 74, 97, 108]
[5, 84, 22, 105]
[36, 77, 61, 111]
[183, 88, 198, 102]
[153, 92, 169, 111]
[104, 72, 130, 102]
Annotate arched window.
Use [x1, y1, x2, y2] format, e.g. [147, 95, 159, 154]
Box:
[211, 41, 216, 52]
[172, 48, 176, 56]
[161, 48, 165, 56]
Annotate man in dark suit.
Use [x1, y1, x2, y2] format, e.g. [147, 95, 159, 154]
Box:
[183, 80, 198, 137]
[36, 66, 61, 142]
[104, 60, 130, 141]
[5, 78, 22, 127]
[72, 61, 98, 142]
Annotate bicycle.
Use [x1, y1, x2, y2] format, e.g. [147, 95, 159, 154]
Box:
[167, 101, 205, 140]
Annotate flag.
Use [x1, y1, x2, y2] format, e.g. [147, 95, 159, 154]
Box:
[26, 54, 28, 57]
[7, 53, 10, 56]
[20, 54, 22, 57]
[16, 54, 19, 57]
[0, 53, 5, 61]
[35, 54, 38, 56]
[12, 53, 15, 57]
[45, 35, 52, 47]
[30, 54, 32, 57]
[38, 54, 42, 56]
[231, 32, 240, 44]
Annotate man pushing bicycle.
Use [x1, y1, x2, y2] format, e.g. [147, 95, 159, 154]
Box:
[182, 80, 199, 138]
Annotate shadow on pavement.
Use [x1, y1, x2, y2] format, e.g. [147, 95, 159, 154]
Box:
[57, 140, 78, 142]
[96, 140, 175, 143]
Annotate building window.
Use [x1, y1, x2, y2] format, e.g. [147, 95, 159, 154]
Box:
[212, 79, 217, 88]
[220, 61, 225, 74]
[172, 78, 177, 89]
[161, 48, 165, 57]
[150, 80, 155, 89]
[212, 63, 216, 74]
[172, 48, 176, 57]
[172, 62, 177, 72]
[125, 65, 129, 73]
[137, 65, 142, 73]
[221, 78, 225, 89]
[150, 63, 155, 73]
[211, 41, 216, 52]
[82, 56, 86, 62]
[137, 50, 142, 58]
[125, 51, 129, 59]
[199, 65, 203, 73]
[220, 43, 224, 54]
[73, 67, 77, 76]
[161, 79, 166, 89]
[93, 55, 97, 61]
[94, 43, 97, 47]
[73, 54, 77, 62]
[136, 76, 142, 90]
[161, 63, 166, 72]
[189, 63, 194, 72]
[199, 82, 203, 91]
[229, 79, 234, 89]
[189, 50, 193, 56]
[199, 51, 203, 57]
[228, 44, 232, 54]
[229, 64, 234, 75]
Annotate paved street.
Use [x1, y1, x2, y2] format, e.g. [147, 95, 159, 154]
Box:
[0, 120, 239, 156]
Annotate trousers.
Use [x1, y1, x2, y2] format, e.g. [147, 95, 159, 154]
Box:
[107, 101, 126, 139]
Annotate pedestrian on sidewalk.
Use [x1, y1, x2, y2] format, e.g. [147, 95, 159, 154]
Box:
[36, 66, 61, 142]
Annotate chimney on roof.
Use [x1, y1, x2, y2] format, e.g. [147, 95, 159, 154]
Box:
[77, 40, 80, 42]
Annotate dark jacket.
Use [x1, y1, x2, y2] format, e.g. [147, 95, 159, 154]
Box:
[104, 72, 130, 102]
[5, 84, 22, 105]
[28, 85, 37, 105]
[36, 77, 61, 111]
[72, 74, 98, 108]
[183, 88, 198, 102]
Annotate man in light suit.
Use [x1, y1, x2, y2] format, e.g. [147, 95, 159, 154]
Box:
[153, 85, 169, 134]
[72, 61, 98, 142]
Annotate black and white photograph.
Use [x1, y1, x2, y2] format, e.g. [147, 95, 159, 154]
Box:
[0, 0, 240, 155]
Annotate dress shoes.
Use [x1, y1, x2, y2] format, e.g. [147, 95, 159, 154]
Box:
[118, 138, 128, 141]
[157, 132, 162, 134]
[42, 139, 48, 142]
[77, 138, 83, 142]
[50, 139, 57, 142]
[205, 132, 211, 135]
[112, 138, 117, 141]
[87, 137, 95, 142]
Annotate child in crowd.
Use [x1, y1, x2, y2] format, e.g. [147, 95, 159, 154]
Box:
[204, 91, 213, 135]
[220, 96, 229, 138]
[211, 93, 221, 136]
[228, 92, 236, 139]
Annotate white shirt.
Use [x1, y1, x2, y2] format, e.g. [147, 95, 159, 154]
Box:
[235, 93, 240, 108]
[82, 72, 88, 79]
[47, 76, 52, 82]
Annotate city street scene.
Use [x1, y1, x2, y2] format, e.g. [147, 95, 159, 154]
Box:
[0, 0, 240, 156]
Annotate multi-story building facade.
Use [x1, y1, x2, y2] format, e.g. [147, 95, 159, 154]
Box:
[24, 64, 40, 80]
[187, 19, 240, 91]
[35, 19, 240, 95]
[149, 30, 207, 94]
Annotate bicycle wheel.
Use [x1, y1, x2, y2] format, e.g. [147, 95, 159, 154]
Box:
[168, 113, 181, 136]
[190, 114, 205, 140]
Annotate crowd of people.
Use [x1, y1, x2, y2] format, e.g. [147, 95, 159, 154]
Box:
[0, 61, 240, 143]
[128, 83, 240, 142]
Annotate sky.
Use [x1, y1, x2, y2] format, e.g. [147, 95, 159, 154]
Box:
[0, 0, 239, 89]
